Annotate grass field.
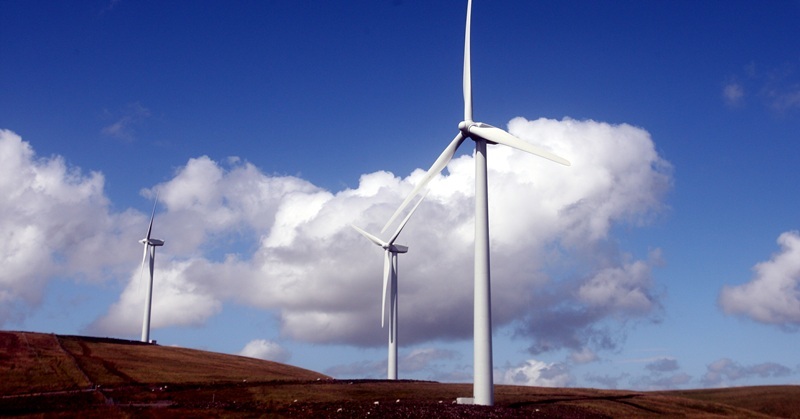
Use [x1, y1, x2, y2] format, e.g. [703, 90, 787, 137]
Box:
[1, 331, 798, 418]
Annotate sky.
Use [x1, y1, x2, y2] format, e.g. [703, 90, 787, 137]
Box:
[2, 0, 800, 391]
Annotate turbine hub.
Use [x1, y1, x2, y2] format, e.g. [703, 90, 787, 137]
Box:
[458, 120, 473, 133]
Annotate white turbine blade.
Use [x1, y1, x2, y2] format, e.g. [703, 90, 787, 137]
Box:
[468, 123, 571, 166]
[350, 224, 387, 247]
[144, 192, 160, 241]
[148, 246, 155, 283]
[388, 189, 429, 245]
[138, 243, 148, 293]
[382, 132, 466, 233]
[145, 211, 155, 241]
[463, 0, 473, 122]
[381, 250, 391, 328]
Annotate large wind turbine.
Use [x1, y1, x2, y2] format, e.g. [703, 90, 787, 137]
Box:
[351, 194, 426, 380]
[382, 0, 570, 406]
[139, 196, 164, 343]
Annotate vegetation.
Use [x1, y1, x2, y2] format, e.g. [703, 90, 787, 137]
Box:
[2, 331, 798, 418]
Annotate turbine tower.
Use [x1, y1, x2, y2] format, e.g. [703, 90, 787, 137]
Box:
[382, 0, 570, 406]
[139, 196, 164, 343]
[351, 194, 426, 380]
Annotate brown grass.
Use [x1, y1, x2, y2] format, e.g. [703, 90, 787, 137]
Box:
[1, 331, 798, 418]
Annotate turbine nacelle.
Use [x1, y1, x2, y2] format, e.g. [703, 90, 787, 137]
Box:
[140, 238, 165, 247]
[459, 120, 499, 145]
[386, 244, 408, 254]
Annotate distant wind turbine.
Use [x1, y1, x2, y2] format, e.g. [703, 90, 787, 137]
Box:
[351, 194, 426, 380]
[139, 195, 164, 343]
[381, 0, 570, 406]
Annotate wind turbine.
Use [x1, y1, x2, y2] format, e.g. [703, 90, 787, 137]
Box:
[139, 195, 164, 343]
[351, 194, 426, 380]
[381, 0, 570, 406]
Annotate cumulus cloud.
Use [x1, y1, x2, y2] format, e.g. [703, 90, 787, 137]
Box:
[4, 116, 672, 362]
[701, 358, 791, 388]
[517, 249, 664, 355]
[0, 130, 142, 325]
[239, 339, 290, 363]
[498, 359, 573, 387]
[719, 231, 800, 328]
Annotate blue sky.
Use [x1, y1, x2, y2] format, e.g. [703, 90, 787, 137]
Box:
[2, 0, 800, 390]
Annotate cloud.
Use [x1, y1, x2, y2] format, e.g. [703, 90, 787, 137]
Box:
[624, 357, 691, 390]
[584, 373, 629, 389]
[88, 258, 226, 335]
[325, 359, 385, 379]
[569, 347, 598, 364]
[726, 61, 800, 113]
[719, 230, 800, 328]
[517, 249, 665, 355]
[402, 348, 459, 373]
[498, 359, 573, 387]
[722, 81, 745, 107]
[645, 358, 679, 373]
[3, 116, 672, 362]
[101, 102, 151, 141]
[632, 372, 692, 391]
[701, 358, 791, 388]
[761, 63, 800, 112]
[239, 339, 290, 363]
[0, 130, 142, 325]
[324, 347, 460, 380]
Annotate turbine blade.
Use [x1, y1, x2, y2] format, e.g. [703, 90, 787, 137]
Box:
[138, 243, 148, 293]
[468, 123, 571, 166]
[350, 224, 387, 247]
[382, 132, 466, 233]
[463, 0, 473, 122]
[145, 193, 159, 241]
[149, 246, 155, 283]
[381, 250, 391, 328]
[388, 189, 429, 245]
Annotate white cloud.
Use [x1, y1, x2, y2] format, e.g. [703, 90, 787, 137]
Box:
[239, 339, 290, 363]
[569, 347, 598, 364]
[3, 117, 672, 360]
[89, 258, 226, 335]
[0, 130, 142, 324]
[719, 231, 800, 327]
[577, 253, 660, 315]
[498, 359, 572, 387]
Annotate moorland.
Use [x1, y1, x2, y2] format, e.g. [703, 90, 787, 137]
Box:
[1, 331, 798, 418]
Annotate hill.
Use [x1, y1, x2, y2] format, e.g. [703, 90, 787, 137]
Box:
[1, 331, 798, 418]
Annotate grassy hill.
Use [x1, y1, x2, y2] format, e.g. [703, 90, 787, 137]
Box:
[2, 331, 798, 418]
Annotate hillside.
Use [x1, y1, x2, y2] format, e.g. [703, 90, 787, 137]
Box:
[1, 331, 798, 418]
